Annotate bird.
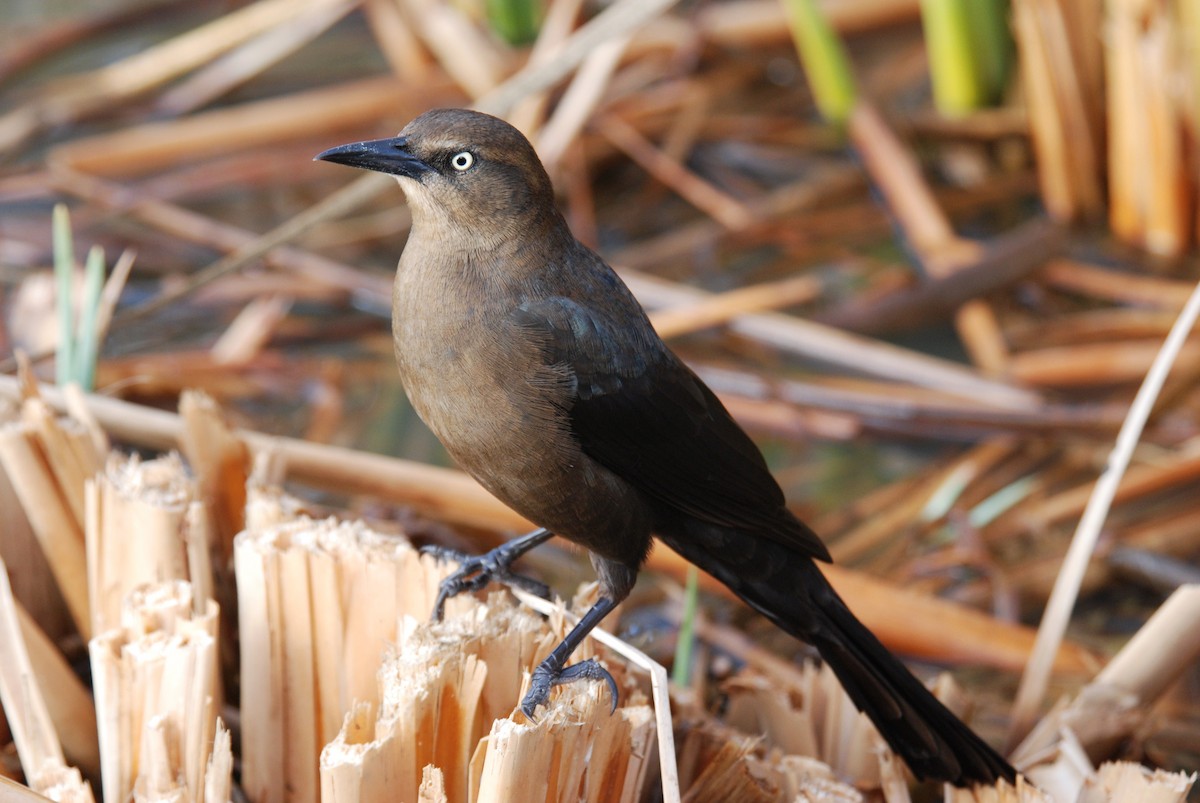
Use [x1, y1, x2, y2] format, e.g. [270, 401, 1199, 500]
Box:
[315, 108, 1018, 787]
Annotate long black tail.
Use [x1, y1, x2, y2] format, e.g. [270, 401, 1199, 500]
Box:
[659, 528, 1017, 787]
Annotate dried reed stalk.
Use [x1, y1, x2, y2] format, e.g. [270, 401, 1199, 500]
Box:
[648, 274, 821, 339]
[1080, 762, 1195, 802]
[664, 535, 1093, 676]
[1038, 260, 1195, 311]
[51, 167, 392, 309]
[673, 715, 862, 802]
[0, 396, 101, 637]
[471, 689, 655, 803]
[1008, 340, 1200, 387]
[47, 76, 453, 178]
[85, 453, 211, 635]
[156, 0, 357, 115]
[1009, 276, 1200, 748]
[621, 268, 1040, 409]
[13, 604, 99, 780]
[536, 36, 631, 169]
[598, 116, 753, 230]
[134, 719, 232, 803]
[235, 512, 459, 803]
[985, 450, 1200, 545]
[945, 776, 1054, 802]
[22, 773, 97, 803]
[395, 0, 509, 100]
[1107, 0, 1194, 256]
[1011, 0, 1105, 223]
[0, 557, 95, 803]
[365, 0, 429, 81]
[0, 418, 71, 639]
[89, 581, 221, 803]
[210, 294, 294, 366]
[685, 0, 920, 50]
[697, 368, 1115, 439]
[321, 593, 658, 803]
[506, 0, 588, 136]
[723, 662, 896, 787]
[179, 390, 250, 567]
[91, 0, 681, 338]
[1005, 731, 1195, 803]
[1011, 585, 1200, 767]
[511, 586, 679, 800]
[848, 103, 1008, 374]
[0, 778, 50, 802]
[819, 219, 1063, 337]
[0, 0, 350, 152]
[830, 438, 1016, 563]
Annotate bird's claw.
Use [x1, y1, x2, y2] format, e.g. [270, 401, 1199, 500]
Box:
[520, 657, 618, 719]
[421, 543, 551, 622]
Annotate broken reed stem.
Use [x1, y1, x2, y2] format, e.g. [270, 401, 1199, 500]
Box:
[178, 390, 250, 567]
[1085, 763, 1196, 803]
[85, 452, 210, 635]
[0, 398, 98, 637]
[1008, 276, 1200, 749]
[13, 604, 100, 780]
[89, 581, 221, 803]
[673, 715, 865, 802]
[512, 588, 680, 803]
[236, 510, 459, 803]
[722, 662, 897, 786]
[0, 556, 94, 803]
[1012, 585, 1200, 768]
[321, 592, 660, 803]
[0, 428, 73, 641]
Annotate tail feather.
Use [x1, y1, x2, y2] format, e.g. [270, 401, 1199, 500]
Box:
[660, 528, 1016, 787]
[807, 568, 1014, 784]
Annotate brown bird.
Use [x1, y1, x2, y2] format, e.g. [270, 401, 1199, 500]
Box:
[316, 108, 1017, 787]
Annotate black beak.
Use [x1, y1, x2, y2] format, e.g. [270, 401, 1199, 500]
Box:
[314, 136, 433, 179]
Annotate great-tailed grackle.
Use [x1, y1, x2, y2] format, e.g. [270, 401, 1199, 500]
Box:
[316, 108, 1017, 787]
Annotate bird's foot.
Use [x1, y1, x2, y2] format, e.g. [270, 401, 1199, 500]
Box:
[520, 656, 618, 719]
[422, 538, 551, 621]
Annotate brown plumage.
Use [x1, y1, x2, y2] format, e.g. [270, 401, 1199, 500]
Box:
[316, 108, 1017, 787]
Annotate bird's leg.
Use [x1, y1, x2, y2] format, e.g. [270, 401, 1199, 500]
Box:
[521, 595, 619, 718]
[422, 527, 554, 621]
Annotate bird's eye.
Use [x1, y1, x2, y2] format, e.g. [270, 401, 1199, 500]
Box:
[450, 151, 474, 171]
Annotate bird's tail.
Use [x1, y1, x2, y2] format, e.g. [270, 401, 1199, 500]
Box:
[659, 529, 1016, 787]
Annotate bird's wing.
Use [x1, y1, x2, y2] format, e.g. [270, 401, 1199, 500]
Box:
[514, 295, 831, 562]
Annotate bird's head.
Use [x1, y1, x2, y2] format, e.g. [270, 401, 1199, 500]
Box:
[316, 109, 559, 246]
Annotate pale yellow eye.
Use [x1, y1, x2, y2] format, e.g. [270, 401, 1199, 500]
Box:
[451, 152, 474, 171]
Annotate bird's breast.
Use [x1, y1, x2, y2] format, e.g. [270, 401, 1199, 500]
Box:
[391, 251, 570, 472]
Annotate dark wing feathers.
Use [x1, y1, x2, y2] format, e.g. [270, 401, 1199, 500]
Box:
[514, 295, 830, 562]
